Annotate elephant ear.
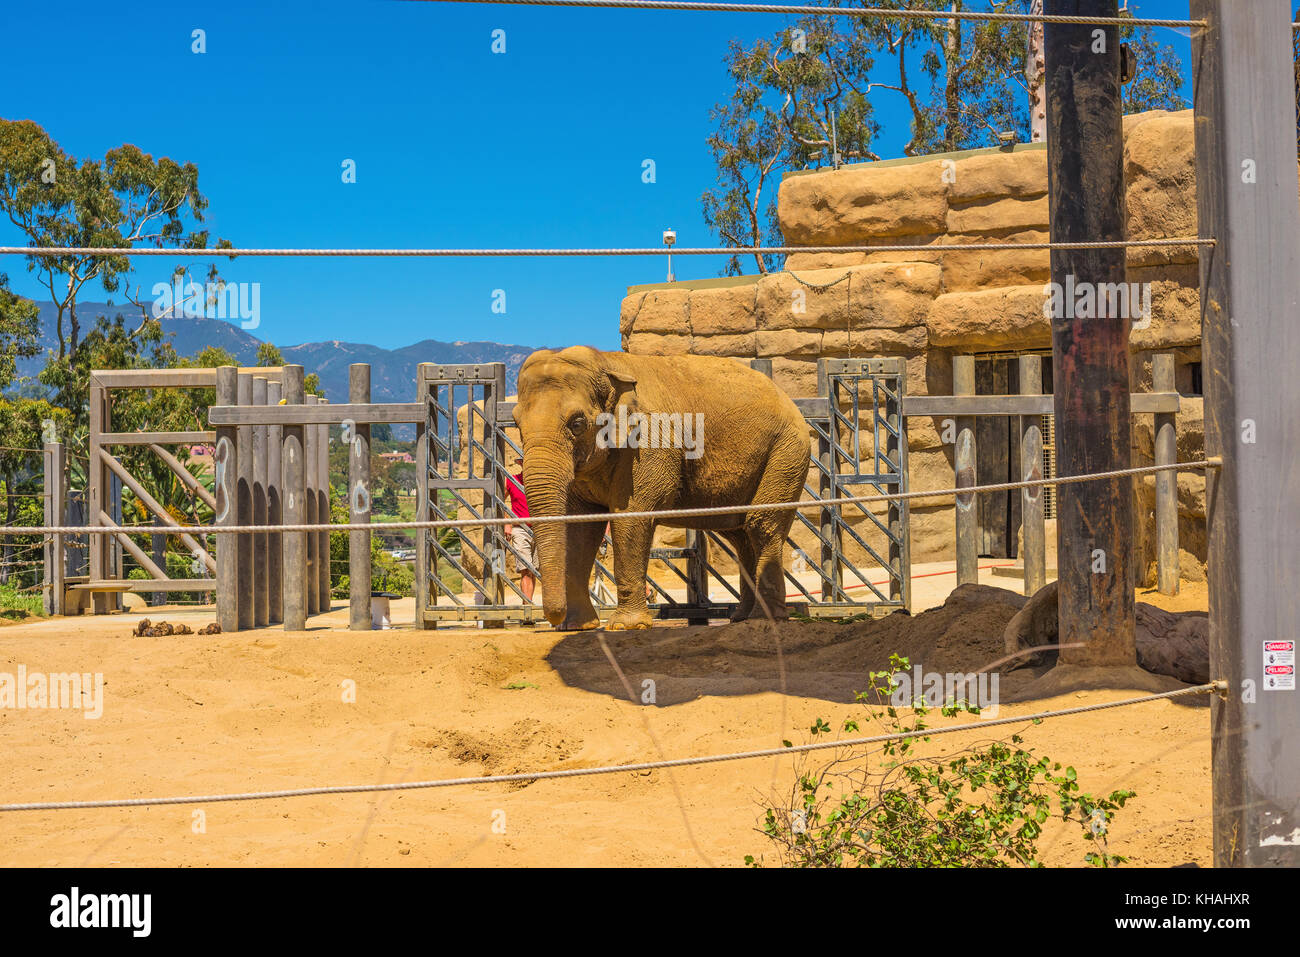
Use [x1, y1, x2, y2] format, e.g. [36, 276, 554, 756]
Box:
[602, 357, 638, 414]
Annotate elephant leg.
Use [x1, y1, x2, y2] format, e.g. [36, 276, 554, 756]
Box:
[747, 518, 792, 621]
[719, 529, 756, 623]
[742, 431, 806, 622]
[559, 515, 605, 630]
[607, 517, 655, 631]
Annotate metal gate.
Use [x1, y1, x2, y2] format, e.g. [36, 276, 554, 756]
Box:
[415, 357, 910, 628]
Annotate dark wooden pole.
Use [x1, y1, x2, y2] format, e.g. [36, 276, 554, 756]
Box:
[1152, 354, 1179, 595]
[281, 366, 307, 631]
[1019, 355, 1047, 596]
[953, 354, 978, 585]
[349, 365, 372, 630]
[1045, 0, 1135, 667]
[215, 366, 239, 632]
[1192, 0, 1300, 867]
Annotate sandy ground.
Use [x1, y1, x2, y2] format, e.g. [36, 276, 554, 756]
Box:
[0, 574, 1213, 868]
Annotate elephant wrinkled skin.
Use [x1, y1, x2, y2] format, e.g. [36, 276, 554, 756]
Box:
[513, 346, 810, 631]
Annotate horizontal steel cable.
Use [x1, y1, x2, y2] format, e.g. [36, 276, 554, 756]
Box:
[408, 0, 1206, 29]
[0, 238, 1212, 258]
[0, 458, 1217, 536]
[0, 683, 1218, 812]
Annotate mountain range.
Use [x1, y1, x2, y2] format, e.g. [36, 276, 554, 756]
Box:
[18, 301, 543, 403]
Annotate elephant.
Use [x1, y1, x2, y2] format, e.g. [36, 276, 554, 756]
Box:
[512, 346, 810, 631]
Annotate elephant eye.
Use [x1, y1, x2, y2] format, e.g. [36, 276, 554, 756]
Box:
[567, 413, 587, 435]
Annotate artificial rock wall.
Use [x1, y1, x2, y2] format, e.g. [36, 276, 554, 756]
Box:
[619, 109, 1208, 584]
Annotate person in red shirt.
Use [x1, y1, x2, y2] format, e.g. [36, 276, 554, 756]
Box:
[504, 455, 537, 601]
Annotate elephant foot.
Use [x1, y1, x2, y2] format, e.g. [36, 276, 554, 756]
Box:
[730, 599, 788, 623]
[729, 604, 754, 624]
[560, 610, 601, 631]
[605, 607, 654, 631]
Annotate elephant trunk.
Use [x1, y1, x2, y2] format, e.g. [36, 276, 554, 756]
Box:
[521, 445, 573, 628]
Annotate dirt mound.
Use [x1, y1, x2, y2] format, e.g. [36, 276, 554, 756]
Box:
[1003, 581, 1209, 684]
[549, 583, 1035, 704]
[418, 718, 582, 789]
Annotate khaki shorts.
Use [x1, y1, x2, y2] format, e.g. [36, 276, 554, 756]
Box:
[510, 525, 538, 573]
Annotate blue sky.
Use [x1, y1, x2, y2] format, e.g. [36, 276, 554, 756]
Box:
[0, 0, 1193, 352]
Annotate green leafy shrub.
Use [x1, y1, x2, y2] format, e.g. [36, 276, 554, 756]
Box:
[746, 655, 1134, 868]
[0, 581, 43, 619]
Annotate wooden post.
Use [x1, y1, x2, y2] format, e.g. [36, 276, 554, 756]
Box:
[317, 400, 331, 612]
[109, 469, 123, 587]
[266, 379, 284, 623]
[42, 441, 65, 616]
[281, 367, 307, 631]
[953, 354, 978, 585]
[236, 373, 255, 630]
[150, 513, 166, 607]
[87, 379, 115, 612]
[1045, 0, 1135, 667]
[215, 367, 239, 633]
[1192, 0, 1300, 867]
[252, 376, 270, 627]
[304, 394, 319, 616]
[348, 366, 372, 630]
[87, 381, 102, 597]
[1152, 354, 1179, 596]
[1019, 355, 1047, 596]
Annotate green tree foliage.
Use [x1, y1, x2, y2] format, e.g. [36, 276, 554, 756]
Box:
[0, 123, 339, 600]
[0, 273, 66, 594]
[256, 341, 285, 367]
[0, 118, 232, 361]
[0, 397, 70, 590]
[703, 0, 1187, 275]
[0, 273, 39, 389]
[327, 500, 414, 599]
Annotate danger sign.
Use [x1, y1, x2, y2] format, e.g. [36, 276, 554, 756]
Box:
[1263, 641, 1296, 690]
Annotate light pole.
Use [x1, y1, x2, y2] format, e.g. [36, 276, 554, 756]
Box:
[663, 229, 676, 282]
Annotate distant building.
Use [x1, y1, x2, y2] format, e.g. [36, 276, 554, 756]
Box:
[379, 451, 414, 464]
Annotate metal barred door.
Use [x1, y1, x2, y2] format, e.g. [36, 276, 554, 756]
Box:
[417, 358, 910, 627]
